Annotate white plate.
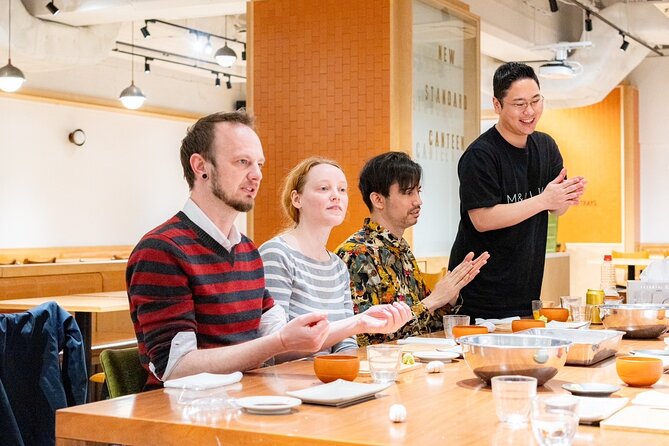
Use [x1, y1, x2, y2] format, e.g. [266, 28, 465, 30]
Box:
[235, 396, 302, 415]
[412, 350, 460, 362]
[397, 337, 456, 346]
[547, 320, 591, 329]
[630, 350, 669, 368]
[562, 383, 621, 397]
[286, 379, 392, 406]
[436, 345, 463, 357]
[576, 396, 629, 424]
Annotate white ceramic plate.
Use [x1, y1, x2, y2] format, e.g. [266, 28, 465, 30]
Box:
[562, 383, 621, 397]
[630, 350, 669, 368]
[576, 396, 629, 424]
[436, 345, 463, 357]
[412, 350, 460, 362]
[547, 320, 591, 330]
[235, 396, 302, 415]
[285, 379, 391, 406]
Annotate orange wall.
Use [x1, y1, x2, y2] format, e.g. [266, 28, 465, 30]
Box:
[251, 0, 394, 249]
[537, 87, 623, 244]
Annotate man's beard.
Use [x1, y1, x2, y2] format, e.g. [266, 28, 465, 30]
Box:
[210, 167, 254, 213]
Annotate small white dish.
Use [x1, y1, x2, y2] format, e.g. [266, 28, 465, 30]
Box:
[630, 350, 669, 368]
[547, 320, 591, 330]
[576, 396, 629, 424]
[235, 396, 301, 415]
[562, 383, 620, 397]
[286, 379, 391, 406]
[412, 350, 459, 362]
[436, 345, 463, 357]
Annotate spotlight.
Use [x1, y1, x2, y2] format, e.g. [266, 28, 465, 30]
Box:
[548, 0, 558, 13]
[242, 47, 247, 61]
[140, 22, 151, 39]
[215, 73, 221, 87]
[204, 36, 213, 55]
[585, 12, 592, 32]
[620, 31, 629, 51]
[46, 1, 59, 15]
[226, 75, 232, 90]
[144, 58, 151, 74]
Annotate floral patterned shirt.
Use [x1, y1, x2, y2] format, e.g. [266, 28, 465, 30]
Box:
[335, 218, 450, 345]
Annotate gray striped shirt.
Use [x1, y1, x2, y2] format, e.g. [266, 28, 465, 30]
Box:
[259, 236, 357, 353]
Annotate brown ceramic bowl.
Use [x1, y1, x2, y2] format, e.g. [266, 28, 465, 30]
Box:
[313, 354, 360, 383]
[512, 319, 546, 332]
[452, 325, 489, 339]
[540, 307, 570, 322]
[616, 356, 663, 387]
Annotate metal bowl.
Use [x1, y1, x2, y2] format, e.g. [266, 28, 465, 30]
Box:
[458, 334, 572, 385]
[600, 304, 669, 338]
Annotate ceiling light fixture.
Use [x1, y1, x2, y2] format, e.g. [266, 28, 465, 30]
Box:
[144, 57, 151, 74]
[0, 0, 26, 93]
[119, 23, 146, 110]
[46, 1, 59, 15]
[215, 73, 221, 87]
[225, 75, 232, 89]
[538, 61, 576, 79]
[215, 17, 237, 67]
[620, 32, 629, 51]
[584, 11, 592, 32]
[140, 21, 151, 39]
[113, 42, 246, 88]
[204, 36, 213, 55]
[548, 0, 558, 13]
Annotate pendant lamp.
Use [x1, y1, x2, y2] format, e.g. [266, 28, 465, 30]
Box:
[119, 22, 146, 109]
[0, 0, 26, 93]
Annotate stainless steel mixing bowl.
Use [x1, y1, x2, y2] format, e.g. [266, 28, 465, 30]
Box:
[600, 303, 669, 338]
[458, 334, 572, 385]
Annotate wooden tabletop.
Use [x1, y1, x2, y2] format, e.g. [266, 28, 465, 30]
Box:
[0, 293, 129, 313]
[55, 334, 669, 446]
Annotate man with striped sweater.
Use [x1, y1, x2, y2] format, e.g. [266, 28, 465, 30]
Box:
[127, 112, 330, 389]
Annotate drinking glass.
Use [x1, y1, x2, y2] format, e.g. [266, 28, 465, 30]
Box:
[559, 297, 581, 320]
[569, 304, 592, 323]
[531, 300, 543, 320]
[443, 315, 470, 339]
[531, 396, 579, 446]
[366, 345, 402, 384]
[491, 375, 537, 425]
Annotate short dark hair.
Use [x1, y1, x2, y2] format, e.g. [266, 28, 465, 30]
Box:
[358, 152, 422, 212]
[493, 62, 540, 103]
[180, 111, 255, 189]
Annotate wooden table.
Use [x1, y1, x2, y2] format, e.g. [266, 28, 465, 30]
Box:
[0, 292, 131, 398]
[55, 335, 669, 445]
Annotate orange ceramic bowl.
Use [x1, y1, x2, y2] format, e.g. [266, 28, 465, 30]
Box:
[512, 319, 546, 332]
[539, 307, 570, 322]
[616, 356, 663, 387]
[452, 325, 489, 339]
[313, 354, 360, 383]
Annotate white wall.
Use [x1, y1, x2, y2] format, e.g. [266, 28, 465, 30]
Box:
[628, 57, 669, 244]
[0, 95, 246, 248]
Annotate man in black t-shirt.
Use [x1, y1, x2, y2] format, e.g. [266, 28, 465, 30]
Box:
[449, 62, 586, 320]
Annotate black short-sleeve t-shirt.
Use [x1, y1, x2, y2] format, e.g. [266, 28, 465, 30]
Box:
[448, 126, 563, 319]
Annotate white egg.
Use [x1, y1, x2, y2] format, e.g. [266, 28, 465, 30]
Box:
[426, 360, 445, 373]
[388, 403, 407, 422]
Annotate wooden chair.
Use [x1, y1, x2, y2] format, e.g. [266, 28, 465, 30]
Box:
[422, 267, 447, 292]
[22, 257, 56, 264]
[611, 250, 650, 285]
[98, 347, 147, 398]
[0, 257, 17, 265]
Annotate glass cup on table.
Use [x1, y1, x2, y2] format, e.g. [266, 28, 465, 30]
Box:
[491, 375, 537, 426]
[531, 395, 579, 446]
[366, 345, 403, 384]
[531, 300, 543, 320]
[559, 296, 581, 320]
[568, 304, 592, 324]
[443, 315, 470, 340]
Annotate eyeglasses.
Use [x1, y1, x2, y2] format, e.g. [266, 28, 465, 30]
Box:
[503, 95, 544, 111]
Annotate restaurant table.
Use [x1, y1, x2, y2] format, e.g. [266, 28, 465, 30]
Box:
[55, 334, 669, 445]
[0, 292, 131, 400]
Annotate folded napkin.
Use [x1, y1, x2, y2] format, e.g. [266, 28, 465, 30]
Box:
[477, 321, 496, 333]
[632, 390, 669, 409]
[164, 371, 243, 390]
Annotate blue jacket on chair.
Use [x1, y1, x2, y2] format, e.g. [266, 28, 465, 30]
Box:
[0, 301, 87, 446]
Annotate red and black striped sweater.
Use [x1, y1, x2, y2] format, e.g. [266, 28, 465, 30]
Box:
[126, 212, 274, 388]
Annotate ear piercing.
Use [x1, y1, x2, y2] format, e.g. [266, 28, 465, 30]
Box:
[202, 173, 208, 179]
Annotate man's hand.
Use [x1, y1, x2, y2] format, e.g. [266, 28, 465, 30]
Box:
[541, 168, 587, 211]
[356, 301, 412, 334]
[278, 313, 329, 352]
[425, 251, 490, 310]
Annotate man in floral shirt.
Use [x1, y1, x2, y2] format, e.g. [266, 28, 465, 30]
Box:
[336, 152, 489, 345]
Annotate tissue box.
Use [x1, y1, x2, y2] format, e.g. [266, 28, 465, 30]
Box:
[626, 280, 669, 304]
